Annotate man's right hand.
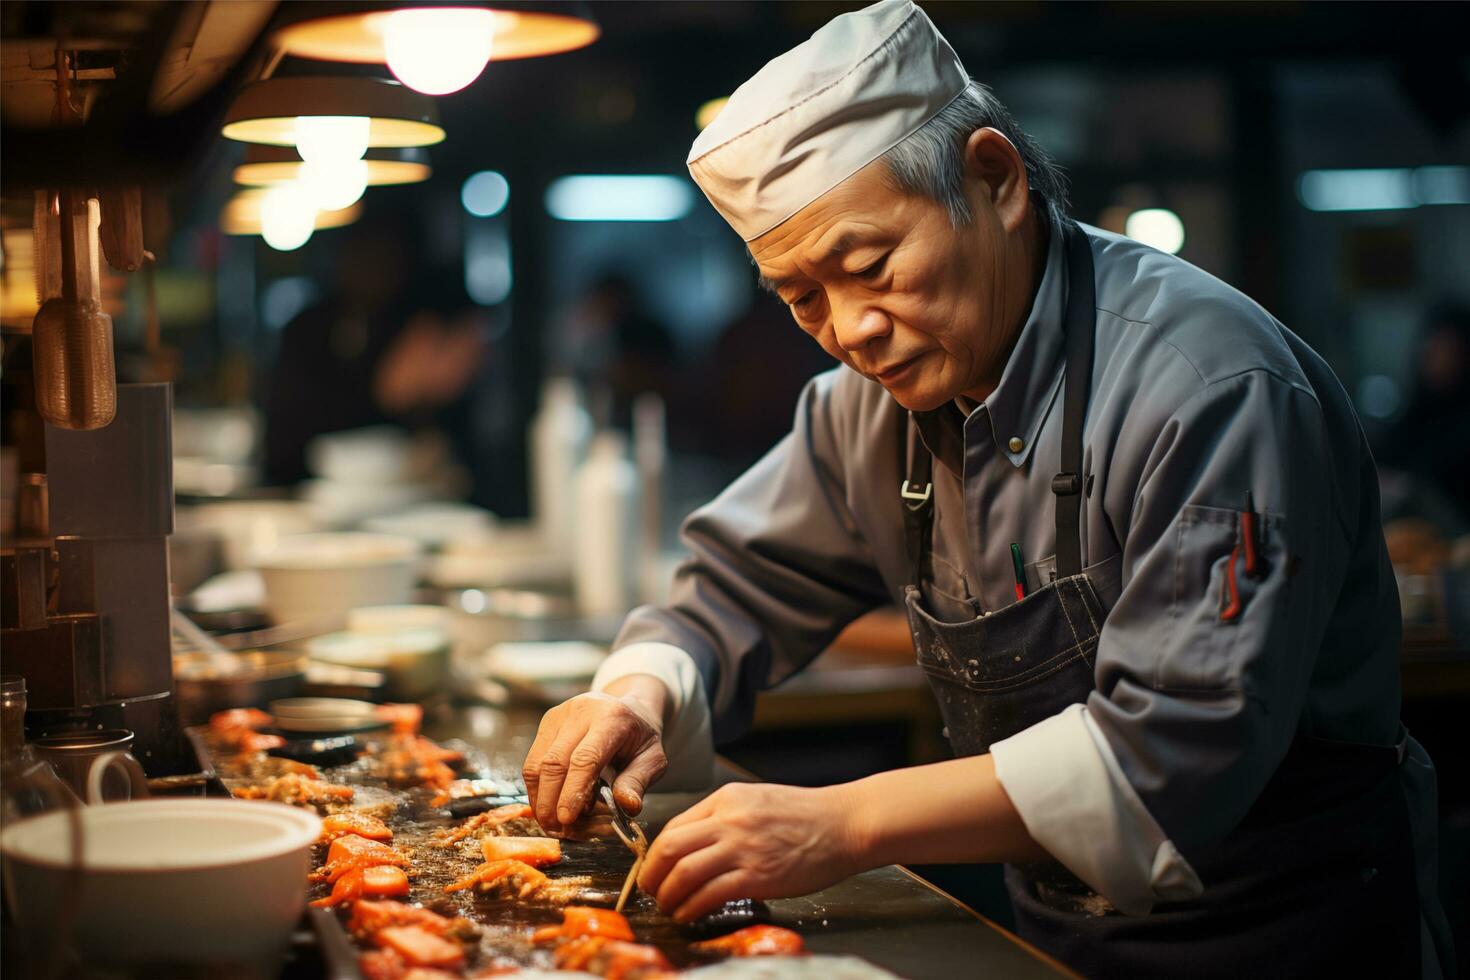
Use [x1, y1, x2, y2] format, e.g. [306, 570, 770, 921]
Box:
[522, 674, 670, 834]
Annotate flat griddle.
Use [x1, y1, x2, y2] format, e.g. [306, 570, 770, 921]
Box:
[196, 727, 733, 975]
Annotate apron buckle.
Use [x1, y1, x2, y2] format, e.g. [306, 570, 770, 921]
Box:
[900, 480, 933, 510]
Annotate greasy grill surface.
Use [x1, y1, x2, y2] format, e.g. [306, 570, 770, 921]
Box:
[198, 727, 721, 972]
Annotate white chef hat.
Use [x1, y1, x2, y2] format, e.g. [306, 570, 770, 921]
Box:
[688, 0, 969, 242]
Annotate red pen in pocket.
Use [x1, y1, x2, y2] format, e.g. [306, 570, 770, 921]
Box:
[1220, 490, 1263, 622]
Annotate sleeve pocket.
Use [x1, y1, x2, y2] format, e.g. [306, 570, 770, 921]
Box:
[1164, 503, 1286, 690]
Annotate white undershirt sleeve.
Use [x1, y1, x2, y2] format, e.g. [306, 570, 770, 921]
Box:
[990, 702, 1203, 916]
[592, 642, 715, 791]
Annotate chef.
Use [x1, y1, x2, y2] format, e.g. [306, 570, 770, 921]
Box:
[522, 1, 1452, 974]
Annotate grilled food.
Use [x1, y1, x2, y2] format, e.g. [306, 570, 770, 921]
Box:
[553, 936, 673, 978]
[235, 771, 354, 807]
[532, 906, 635, 944]
[373, 734, 466, 790]
[347, 900, 478, 943]
[480, 836, 562, 868]
[443, 858, 549, 899]
[312, 834, 409, 884]
[691, 925, 806, 958]
[312, 865, 411, 908]
[319, 812, 394, 844]
[435, 804, 540, 846]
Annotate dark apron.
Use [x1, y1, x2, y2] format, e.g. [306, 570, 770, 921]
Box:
[900, 222, 1423, 978]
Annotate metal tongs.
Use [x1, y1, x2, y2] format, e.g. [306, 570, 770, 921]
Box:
[598, 773, 648, 913]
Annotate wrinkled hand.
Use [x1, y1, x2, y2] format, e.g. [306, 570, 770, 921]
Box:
[522, 681, 668, 834]
[637, 782, 866, 922]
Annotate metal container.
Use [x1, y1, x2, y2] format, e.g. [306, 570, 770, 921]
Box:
[172, 650, 307, 727]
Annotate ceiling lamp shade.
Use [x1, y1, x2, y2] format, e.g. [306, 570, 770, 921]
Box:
[271, 2, 598, 95]
[221, 77, 445, 149]
[220, 188, 362, 238]
[234, 144, 432, 188]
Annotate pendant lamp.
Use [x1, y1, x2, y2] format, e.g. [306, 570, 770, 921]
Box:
[270, 1, 599, 96]
[221, 188, 363, 251]
[234, 144, 432, 188]
[221, 76, 444, 150]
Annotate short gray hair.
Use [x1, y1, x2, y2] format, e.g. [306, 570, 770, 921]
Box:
[880, 81, 1069, 231]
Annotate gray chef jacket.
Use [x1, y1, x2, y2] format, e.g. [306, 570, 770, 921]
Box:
[595, 221, 1450, 972]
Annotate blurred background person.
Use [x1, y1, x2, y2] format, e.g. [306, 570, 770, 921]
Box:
[566, 272, 678, 430]
[1376, 301, 1470, 520]
[261, 220, 491, 493]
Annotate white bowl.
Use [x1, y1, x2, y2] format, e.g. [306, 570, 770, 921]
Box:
[177, 500, 318, 570]
[362, 503, 496, 549]
[347, 603, 452, 634]
[0, 799, 319, 972]
[306, 425, 416, 485]
[255, 532, 421, 626]
[307, 622, 451, 700]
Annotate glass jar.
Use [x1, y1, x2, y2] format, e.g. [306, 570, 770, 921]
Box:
[1, 675, 28, 766]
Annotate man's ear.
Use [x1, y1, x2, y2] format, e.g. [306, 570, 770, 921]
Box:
[962, 127, 1030, 233]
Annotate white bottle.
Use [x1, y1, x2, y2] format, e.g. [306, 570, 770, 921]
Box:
[574, 431, 637, 617]
[632, 393, 666, 605]
[530, 378, 590, 561]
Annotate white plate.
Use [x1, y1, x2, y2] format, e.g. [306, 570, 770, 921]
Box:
[482, 641, 606, 683]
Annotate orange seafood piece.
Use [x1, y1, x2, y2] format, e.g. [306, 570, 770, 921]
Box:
[554, 936, 672, 979]
[359, 948, 460, 980]
[348, 900, 478, 942]
[359, 948, 405, 980]
[443, 858, 548, 898]
[436, 804, 538, 846]
[376, 702, 424, 734]
[320, 811, 393, 844]
[311, 865, 411, 908]
[235, 772, 354, 806]
[312, 834, 409, 883]
[691, 924, 806, 957]
[375, 925, 465, 970]
[232, 730, 286, 753]
[429, 779, 518, 808]
[210, 707, 272, 732]
[532, 906, 634, 945]
[480, 836, 561, 868]
[377, 735, 465, 790]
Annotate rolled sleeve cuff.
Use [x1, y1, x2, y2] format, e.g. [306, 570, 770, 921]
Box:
[990, 703, 1203, 915]
[593, 642, 715, 791]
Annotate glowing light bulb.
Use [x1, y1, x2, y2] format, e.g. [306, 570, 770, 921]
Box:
[260, 185, 317, 251]
[1124, 208, 1185, 255]
[383, 8, 497, 96]
[300, 160, 369, 212]
[294, 116, 370, 164]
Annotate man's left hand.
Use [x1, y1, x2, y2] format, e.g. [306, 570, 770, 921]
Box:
[636, 782, 868, 922]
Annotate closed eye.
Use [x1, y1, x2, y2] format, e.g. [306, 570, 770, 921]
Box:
[853, 254, 888, 280]
[793, 290, 819, 311]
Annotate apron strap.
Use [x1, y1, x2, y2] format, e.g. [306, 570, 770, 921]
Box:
[898, 407, 934, 587]
[897, 220, 1097, 587]
[1052, 222, 1097, 580]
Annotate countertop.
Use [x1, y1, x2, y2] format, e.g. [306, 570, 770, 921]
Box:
[422, 704, 1075, 980]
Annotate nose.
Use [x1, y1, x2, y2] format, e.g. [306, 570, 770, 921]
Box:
[833, 304, 891, 353]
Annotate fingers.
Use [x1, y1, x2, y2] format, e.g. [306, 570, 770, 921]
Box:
[527, 719, 590, 833]
[653, 840, 737, 915]
[523, 692, 666, 833]
[521, 719, 555, 816]
[638, 819, 722, 897]
[556, 721, 623, 826]
[673, 869, 756, 923]
[611, 744, 668, 816]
